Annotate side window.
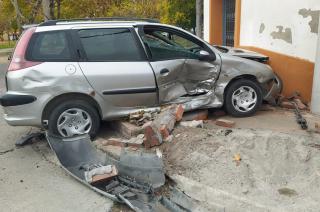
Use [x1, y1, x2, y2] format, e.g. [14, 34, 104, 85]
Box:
[27, 31, 72, 61]
[142, 28, 203, 61]
[78, 28, 142, 62]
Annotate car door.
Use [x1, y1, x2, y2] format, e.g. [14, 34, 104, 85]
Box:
[75, 27, 157, 107]
[139, 25, 220, 103]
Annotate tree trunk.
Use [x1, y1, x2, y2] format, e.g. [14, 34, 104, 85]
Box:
[50, 0, 55, 19]
[42, 0, 54, 20]
[29, 0, 43, 23]
[9, 0, 25, 31]
[196, 0, 204, 38]
[57, 0, 61, 19]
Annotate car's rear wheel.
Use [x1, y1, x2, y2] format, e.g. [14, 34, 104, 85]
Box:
[224, 79, 262, 117]
[48, 99, 100, 138]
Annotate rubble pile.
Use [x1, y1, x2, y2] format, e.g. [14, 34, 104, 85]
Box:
[278, 92, 309, 110]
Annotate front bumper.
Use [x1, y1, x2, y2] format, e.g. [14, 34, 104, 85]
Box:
[263, 74, 283, 104]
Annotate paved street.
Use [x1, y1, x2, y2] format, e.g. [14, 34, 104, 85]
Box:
[0, 63, 113, 212]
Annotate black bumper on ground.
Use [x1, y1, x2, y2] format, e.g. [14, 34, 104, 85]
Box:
[0, 94, 37, 107]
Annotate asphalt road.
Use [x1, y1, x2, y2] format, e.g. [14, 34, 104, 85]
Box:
[0, 63, 113, 211]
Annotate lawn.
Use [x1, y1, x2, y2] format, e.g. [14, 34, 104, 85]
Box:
[0, 41, 16, 49]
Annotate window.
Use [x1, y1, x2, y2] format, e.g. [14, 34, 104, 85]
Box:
[142, 28, 203, 61]
[27, 31, 72, 61]
[78, 28, 142, 61]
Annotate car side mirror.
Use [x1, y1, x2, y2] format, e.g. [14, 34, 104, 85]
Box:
[198, 50, 216, 61]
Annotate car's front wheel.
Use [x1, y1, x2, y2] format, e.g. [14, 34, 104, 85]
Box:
[224, 79, 263, 117]
[48, 99, 100, 138]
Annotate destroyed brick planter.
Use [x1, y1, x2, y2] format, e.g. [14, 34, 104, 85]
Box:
[144, 104, 184, 148]
[215, 119, 235, 128]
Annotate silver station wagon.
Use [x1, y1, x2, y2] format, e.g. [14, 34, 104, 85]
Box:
[1, 18, 281, 138]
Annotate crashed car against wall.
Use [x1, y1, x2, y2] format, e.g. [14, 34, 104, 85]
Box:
[1, 19, 282, 138]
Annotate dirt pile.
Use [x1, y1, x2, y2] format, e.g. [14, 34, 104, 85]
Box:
[163, 126, 320, 211]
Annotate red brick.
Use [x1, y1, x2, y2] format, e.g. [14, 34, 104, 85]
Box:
[175, 104, 184, 121]
[144, 125, 162, 149]
[215, 119, 235, 128]
[294, 99, 307, 110]
[280, 101, 295, 109]
[91, 165, 118, 185]
[182, 110, 208, 121]
[160, 125, 170, 139]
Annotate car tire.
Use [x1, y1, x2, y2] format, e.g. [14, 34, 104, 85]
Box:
[224, 79, 263, 117]
[48, 99, 100, 138]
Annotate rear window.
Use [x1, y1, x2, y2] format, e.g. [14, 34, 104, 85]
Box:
[77, 28, 142, 62]
[27, 31, 73, 61]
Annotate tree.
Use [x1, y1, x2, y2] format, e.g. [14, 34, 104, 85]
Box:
[160, 0, 196, 32]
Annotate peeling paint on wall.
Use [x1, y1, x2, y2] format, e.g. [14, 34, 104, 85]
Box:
[299, 8, 320, 34]
[259, 23, 265, 33]
[270, 26, 292, 44]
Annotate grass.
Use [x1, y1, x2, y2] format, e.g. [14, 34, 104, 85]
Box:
[0, 41, 16, 49]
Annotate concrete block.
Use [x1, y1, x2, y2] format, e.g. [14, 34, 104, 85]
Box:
[182, 110, 208, 121]
[215, 119, 235, 128]
[111, 121, 143, 139]
[99, 145, 122, 160]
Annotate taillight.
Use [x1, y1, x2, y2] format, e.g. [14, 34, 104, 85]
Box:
[8, 27, 42, 72]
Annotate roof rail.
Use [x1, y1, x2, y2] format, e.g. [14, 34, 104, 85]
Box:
[38, 17, 160, 26]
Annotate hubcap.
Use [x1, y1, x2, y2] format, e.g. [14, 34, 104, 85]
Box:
[57, 108, 92, 137]
[231, 86, 257, 113]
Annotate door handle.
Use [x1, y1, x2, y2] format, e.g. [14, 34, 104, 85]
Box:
[160, 68, 170, 76]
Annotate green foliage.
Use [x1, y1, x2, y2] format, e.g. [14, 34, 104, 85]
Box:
[0, 41, 16, 49]
[160, 0, 196, 30]
[0, 0, 197, 34]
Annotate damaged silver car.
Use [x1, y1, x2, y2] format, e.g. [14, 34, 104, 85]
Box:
[1, 18, 281, 137]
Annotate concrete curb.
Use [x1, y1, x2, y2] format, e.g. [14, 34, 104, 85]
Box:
[0, 48, 13, 57]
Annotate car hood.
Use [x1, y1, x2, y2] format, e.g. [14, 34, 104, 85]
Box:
[213, 45, 269, 63]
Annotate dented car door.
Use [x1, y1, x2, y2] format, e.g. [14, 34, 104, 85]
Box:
[139, 25, 220, 104]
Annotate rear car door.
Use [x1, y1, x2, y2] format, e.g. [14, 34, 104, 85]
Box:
[139, 25, 220, 103]
[75, 27, 157, 107]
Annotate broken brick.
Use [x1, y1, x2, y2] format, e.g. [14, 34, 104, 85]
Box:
[294, 99, 307, 110]
[144, 125, 162, 149]
[280, 101, 295, 109]
[160, 125, 170, 139]
[215, 119, 235, 128]
[182, 110, 208, 121]
[175, 104, 184, 121]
